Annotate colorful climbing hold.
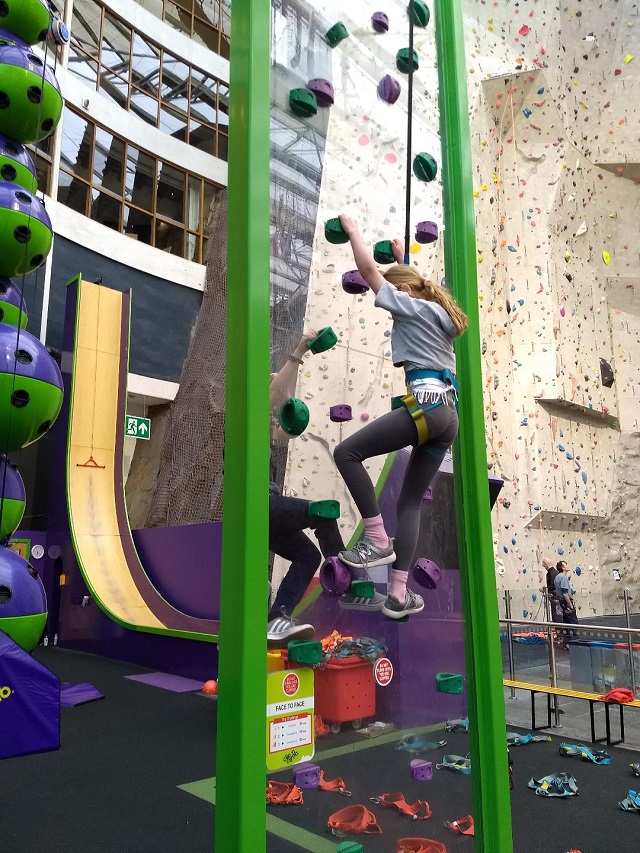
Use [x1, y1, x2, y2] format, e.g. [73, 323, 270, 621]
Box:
[325, 22, 349, 47]
[413, 152, 438, 182]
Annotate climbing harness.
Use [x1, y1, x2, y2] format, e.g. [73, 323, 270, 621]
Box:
[558, 742, 612, 765]
[436, 754, 471, 774]
[326, 804, 383, 835]
[618, 790, 640, 812]
[320, 635, 387, 667]
[370, 792, 432, 820]
[396, 733, 447, 753]
[319, 770, 352, 796]
[507, 731, 552, 746]
[445, 815, 475, 836]
[527, 772, 579, 797]
[399, 369, 460, 446]
[630, 763, 640, 776]
[315, 715, 330, 737]
[396, 838, 448, 853]
[266, 781, 303, 805]
[444, 718, 468, 732]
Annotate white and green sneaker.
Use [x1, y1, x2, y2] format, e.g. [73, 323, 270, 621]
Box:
[338, 590, 386, 611]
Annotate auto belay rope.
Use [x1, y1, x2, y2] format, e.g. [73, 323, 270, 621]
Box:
[266, 781, 303, 804]
[396, 838, 448, 853]
[444, 814, 474, 836]
[558, 742, 612, 765]
[527, 772, 579, 797]
[327, 804, 383, 835]
[370, 792, 432, 820]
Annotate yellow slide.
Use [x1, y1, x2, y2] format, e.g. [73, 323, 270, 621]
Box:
[66, 277, 217, 642]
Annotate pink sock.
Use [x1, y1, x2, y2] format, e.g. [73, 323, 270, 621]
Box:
[363, 515, 389, 549]
[389, 569, 408, 601]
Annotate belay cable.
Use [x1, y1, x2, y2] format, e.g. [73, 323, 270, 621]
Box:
[404, 0, 416, 263]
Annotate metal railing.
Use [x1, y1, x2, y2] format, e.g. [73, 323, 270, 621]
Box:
[500, 589, 640, 727]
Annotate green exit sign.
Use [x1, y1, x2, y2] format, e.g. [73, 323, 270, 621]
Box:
[125, 415, 150, 439]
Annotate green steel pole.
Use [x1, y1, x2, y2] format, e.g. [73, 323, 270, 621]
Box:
[215, 0, 271, 849]
[433, 2, 514, 851]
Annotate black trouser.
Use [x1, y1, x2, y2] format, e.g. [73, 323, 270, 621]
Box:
[333, 402, 459, 573]
[269, 492, 344, 616]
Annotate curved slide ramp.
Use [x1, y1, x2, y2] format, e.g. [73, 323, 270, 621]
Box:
[66, 276, 217, 642]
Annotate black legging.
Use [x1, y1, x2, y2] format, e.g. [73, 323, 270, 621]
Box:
[269, 492, 344, 616]
[334, 402, 459, 573]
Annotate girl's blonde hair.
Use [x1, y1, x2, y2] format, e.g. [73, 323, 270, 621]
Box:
[383, 265, 468, 336]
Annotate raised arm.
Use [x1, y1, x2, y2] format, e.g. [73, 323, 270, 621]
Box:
[339, 215, 399, 295]
[269, 329, 317, 412]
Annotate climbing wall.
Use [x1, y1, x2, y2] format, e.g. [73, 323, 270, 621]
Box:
[464, 0, 640, 619]
[271, 0, 446, 590]
[276, 0, 640, 617]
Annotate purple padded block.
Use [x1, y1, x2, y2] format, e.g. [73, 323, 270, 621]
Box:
[410, 759, 433, 781]
[0, 629, 60, 758]
[293, 763, 321, 788]
[124, 672, 205, 693]
[60, 682, 104, 706]
[377, 74, 401, 104]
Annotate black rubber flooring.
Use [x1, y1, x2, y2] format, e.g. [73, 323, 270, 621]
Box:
[3, 647, 639, 853]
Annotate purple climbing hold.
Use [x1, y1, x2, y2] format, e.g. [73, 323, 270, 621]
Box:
[319, 556, 351, 597]
[329, 404, 352, 422]
[412, 558, 441, 590]
[410, 759, 433, 781]
[306, 78, 334, 107]
[415, 220, 438, 244]
[342, 269, 369, 295]
[377, 74, 401, 104]
[372, 11, 389, 32]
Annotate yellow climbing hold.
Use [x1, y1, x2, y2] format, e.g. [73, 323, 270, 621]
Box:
[409, 243, 421, 254]
[481, 183, 488, 191]
[578, 101, 588, 109]
[602, 250, 611, 265]
[624, 54, 633, 64]
[473, 189, 480, 197]
[564, 251, 572, 261]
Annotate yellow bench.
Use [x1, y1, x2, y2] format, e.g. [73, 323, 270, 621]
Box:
[503, 678, 640, 746]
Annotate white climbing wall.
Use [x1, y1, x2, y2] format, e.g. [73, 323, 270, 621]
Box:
[273, 0, 640, 618]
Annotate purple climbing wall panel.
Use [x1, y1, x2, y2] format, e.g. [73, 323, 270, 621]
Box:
[0, 630, 60, 759]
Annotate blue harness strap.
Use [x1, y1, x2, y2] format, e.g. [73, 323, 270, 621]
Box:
[436, 754, 471, 775]
[527, 772, 579, 797]
[405, 368, 460, 393]
[619, 790, 640, 811]
[559, 742, 612, 765]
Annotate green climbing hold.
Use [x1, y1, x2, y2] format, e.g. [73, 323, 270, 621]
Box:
[308, 500, 340, 520]
[337, 842, 363, 853]
[350, 579, 374, 599]
[396, 47, 419, 73]
[413, 152, 438, 182]
[307, 327, 338, 353]
[325, 22, 349, 46]
[289, 88, 318, 118]
[436, 672, 464, 694]
[0, 0, 51, 44]
[410, 0, 431, 28]
[373, 240, 395, 264]
[325, 218, 349, 244]
[391, 395, 405, 411]
[279, 397, 309, 436]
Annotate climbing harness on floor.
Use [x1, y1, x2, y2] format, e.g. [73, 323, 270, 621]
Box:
[630, 763, 640, 776]
[320, 636, 387, 667]
[327, 804, 383, 835]
[506, 731, 552, 746]
[266, 781, 303, 805]
[527, 772, 579, 797]
[618, 789, 640, 812]
[396, 838, 448, 853]
[436, 754, 471, 775]
[396, 733, 447, 753]
[370, 792, 432, 820]
[558, 742, 612, 765]
[444, 718, 468, 732]
[444, 814, 474, 836]
[318, 770, 352, 796]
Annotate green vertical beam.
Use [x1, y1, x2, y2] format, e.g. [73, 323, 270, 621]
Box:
[215, 0, 271, 849]
[433, 2, 513, 852]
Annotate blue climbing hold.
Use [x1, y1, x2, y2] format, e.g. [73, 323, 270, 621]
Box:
[575, 567, 582, 576]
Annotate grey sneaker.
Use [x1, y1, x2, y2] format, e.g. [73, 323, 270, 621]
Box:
[382, 588, 424, 620]
[339, 536, 396, 569]
[339, 590, 386, 611]
[267, 608, 315, 648]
